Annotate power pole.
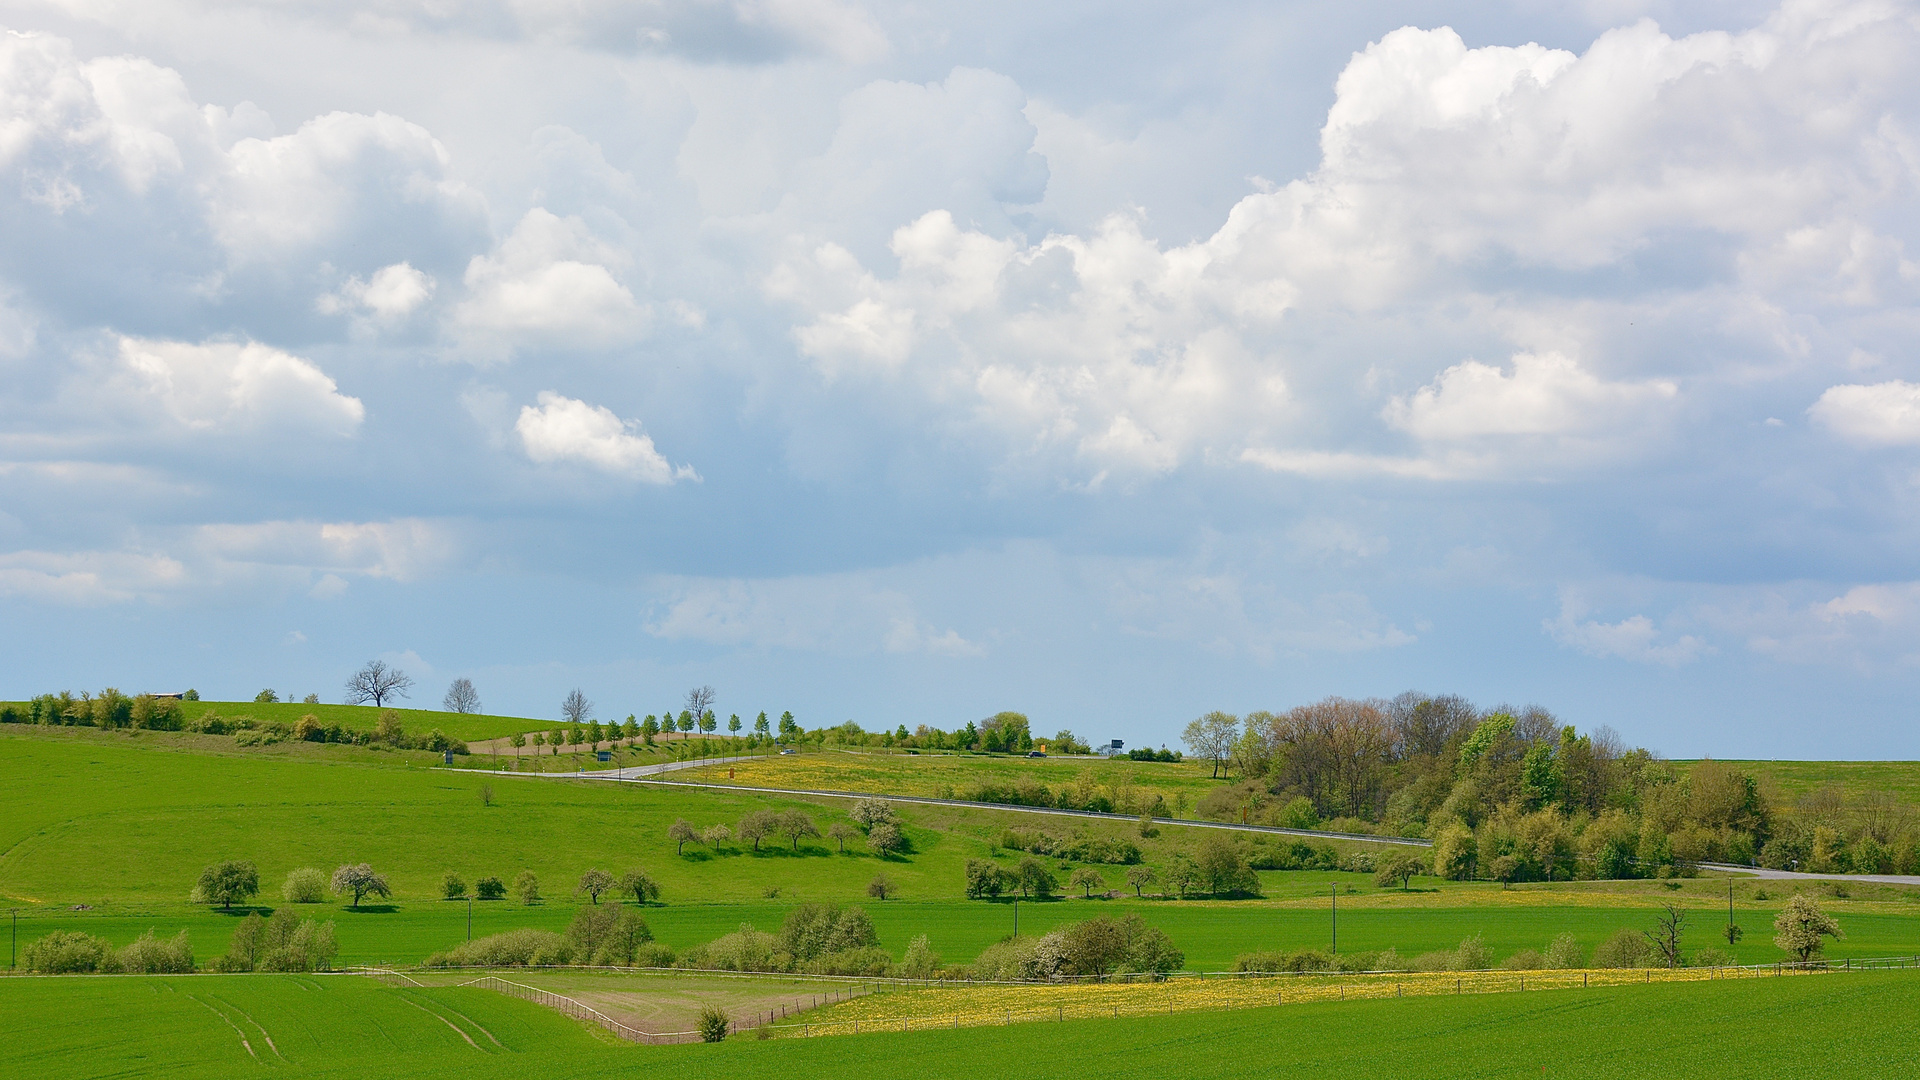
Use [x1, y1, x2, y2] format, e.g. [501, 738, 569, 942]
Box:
[10, 909, 16, 970]
[467, 897, 473, 942]
[1331, 884, 1338, 955]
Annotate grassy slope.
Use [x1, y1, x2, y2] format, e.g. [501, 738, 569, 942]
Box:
[179, 700, 564, 743]
[2, 726, 1917, 971]
[1676, 758, 1920, 807]
[2, 971, 1916, 1080]
[1, 700, 564, 744]
[673, 749, 1220, 812]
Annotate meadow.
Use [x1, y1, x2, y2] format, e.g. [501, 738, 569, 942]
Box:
[0, 969, 1915, 1079]
[4, 724, 1918, 975]
[1, 698, 564, 744]
[672, 748, 1219, 814]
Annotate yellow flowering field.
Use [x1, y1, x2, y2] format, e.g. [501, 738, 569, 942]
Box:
[773, 966, 1824, 1037]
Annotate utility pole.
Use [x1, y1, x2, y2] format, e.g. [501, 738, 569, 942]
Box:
[1013, 897, 1019, 937]
[1331, 884, 1338, 955]
[467, 897, 473, 942]
[10, 909, 16, 970]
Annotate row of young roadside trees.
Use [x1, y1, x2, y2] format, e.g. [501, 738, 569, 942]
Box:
[1182, 694, 1920, 882]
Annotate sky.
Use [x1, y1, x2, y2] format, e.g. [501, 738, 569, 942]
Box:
[1, 0, 1917, 758]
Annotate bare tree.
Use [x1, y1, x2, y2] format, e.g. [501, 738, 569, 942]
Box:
[684, 685, 716, 725]
[344, 661, 413, 707]
[561, 688, 592, 724]
[443, 678, 481, 714]
[1645, 903, 1686, 968]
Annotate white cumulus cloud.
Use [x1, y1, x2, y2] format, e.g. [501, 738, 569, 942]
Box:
[1808, 381, 1920, 446]
[454, 209, 646, 356]
[111, 335, 364, 436]
[514, 391, 692, 482]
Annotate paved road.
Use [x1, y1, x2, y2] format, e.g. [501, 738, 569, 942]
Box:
[500, 758, 1432, 848]
[1698, 862, 1920, 886]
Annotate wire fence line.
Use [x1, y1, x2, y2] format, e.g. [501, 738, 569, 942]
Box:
[455, 975, 698, 1044]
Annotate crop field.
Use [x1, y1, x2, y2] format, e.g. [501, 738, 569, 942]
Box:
[1, 970, 1916, 1079]
[790, 963, 1854, 1035]
[172, 700, 565, 744]
[672, 748, 1217, 811]
[1677, 759, 1920, 808]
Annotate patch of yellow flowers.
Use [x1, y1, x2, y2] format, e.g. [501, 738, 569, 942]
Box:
[774, 966, 1808, 1037]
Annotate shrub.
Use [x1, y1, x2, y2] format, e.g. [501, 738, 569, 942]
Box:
[1372, 948, 1407, 971]
[698, 1005, 730, 1043]
[282, 867, 328, 903]
[1693, 946, 1735, 967]
[514, 870, 540, 905]
[1500, 949, 1545, 971]
[777, 903, 878, 962]
[679, 925, 778, 972]
[441, 872, 467, 900]
[867, 874, 895, 900]
[1454, 934, 1494, 971]
[425, 928, 572, 968]
[1234, 949, 1330, 973]
[22, 931, 114, 973]
[475, 876, 507, 900]
[117, 930, 195, 974]
[966, 937, 1037, 981]
[897, 934, 941, 979]
[1592, 928, 1653, 969]
[1544, 932, 1583, 969]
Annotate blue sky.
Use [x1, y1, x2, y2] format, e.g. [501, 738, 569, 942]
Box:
[2, 0, 1918, 757]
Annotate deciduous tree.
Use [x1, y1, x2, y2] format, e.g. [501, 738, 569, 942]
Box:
[344, 660, 413, 707]
[779, 810, 820, 850]
[737, 810, 778, 851]
[443, 678, 481, 714]
[1069, 866, 1106, 897]
[1125, 865, 1157, 897]
[828, 821, 858, 853]
[561, 688, 592, 724]
[619, 869, 661, 905]
[669, 818, 697, 855]
[330, 864, 391, 909]
[1774, 894, 1842, 963]
[193, 860, 260, 909]
[867, 822, 904, 857]
[1181, 711, 1241, 780]
[577, 868, 616, 904]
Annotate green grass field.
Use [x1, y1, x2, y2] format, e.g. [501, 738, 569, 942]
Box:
[1678, 759, 1920, 809]
[1, 970, 1915, 1079]
[2, 700, 564, 744]
[4, 725, 1917, 974]
[672, 748, 1219, 812]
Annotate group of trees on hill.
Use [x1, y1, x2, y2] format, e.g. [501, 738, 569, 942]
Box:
[0, 690, 469, 755]
[667, 800, 905, 859]
[1183, 693, 1920, 880]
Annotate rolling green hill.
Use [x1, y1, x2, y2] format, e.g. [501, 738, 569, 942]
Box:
[1, 970, 1914, 1080]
